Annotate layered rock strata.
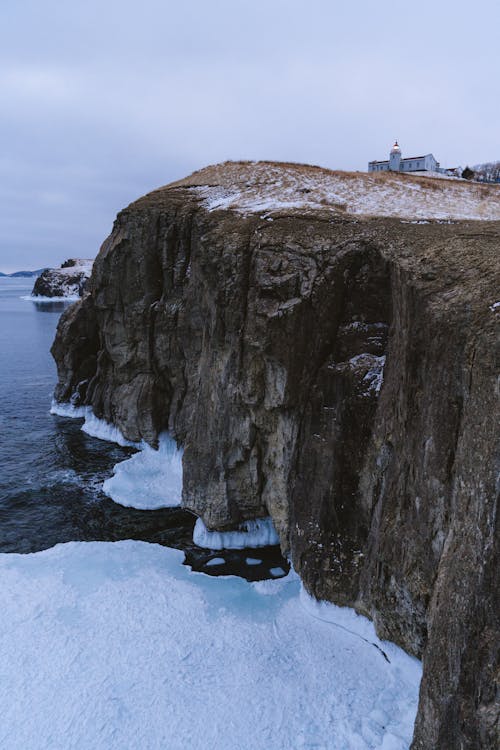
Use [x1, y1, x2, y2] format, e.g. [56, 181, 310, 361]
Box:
[51, 163, 500, 749]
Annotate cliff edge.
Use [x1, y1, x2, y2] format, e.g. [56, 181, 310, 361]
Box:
[51, 162, 500, 749]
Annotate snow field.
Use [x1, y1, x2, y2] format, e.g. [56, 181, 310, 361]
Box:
[0, 541, 422, 750]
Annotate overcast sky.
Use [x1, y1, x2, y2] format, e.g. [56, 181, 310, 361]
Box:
[1, 0, 498, 271]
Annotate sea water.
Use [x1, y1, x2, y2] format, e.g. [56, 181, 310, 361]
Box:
[0, 278, 288, 579]
[0, 278, 150, 552]
[0, 278, 421, 749]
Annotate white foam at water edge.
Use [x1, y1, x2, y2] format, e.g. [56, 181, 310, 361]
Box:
[193, 516, 280, 549]
[0, 540, 422, 750]
[50, 400, 91, 419]
[103, 432, 183, 509]
[81, 411, 140, 448]
[20, 294, 80, 302]
[51, 400, 140, 447]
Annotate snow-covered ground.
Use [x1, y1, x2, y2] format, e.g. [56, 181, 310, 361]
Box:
[172, 161, 500, 221]
[0, 541, 421, 750]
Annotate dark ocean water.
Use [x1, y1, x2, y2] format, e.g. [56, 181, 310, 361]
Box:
[0, 278, 288, 579]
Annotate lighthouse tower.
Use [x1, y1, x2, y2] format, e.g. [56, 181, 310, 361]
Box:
[389, 140, 402, 171]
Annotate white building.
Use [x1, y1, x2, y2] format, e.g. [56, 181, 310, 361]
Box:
[368, 142, 440, 173]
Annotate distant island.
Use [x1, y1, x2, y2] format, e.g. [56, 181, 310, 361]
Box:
[0, 269, 46, 278]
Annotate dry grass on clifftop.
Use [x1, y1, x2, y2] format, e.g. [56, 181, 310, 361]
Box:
[159, 160, 500, 222]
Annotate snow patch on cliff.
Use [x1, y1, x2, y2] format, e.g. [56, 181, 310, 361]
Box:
[0, 540, 421, 750]
[193, 516, 280, 549]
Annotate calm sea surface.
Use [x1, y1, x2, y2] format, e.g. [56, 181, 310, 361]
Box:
[0, 278, 288, 578]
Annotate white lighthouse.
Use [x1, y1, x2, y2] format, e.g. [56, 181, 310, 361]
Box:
[368, 142, 440, 173]
[389, 140, 402, 171]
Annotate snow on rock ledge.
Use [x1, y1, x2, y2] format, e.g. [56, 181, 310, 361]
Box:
[30, 258, 93, 300]
[193, 516, 280, 549]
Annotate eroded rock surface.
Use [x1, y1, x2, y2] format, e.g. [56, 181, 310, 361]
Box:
[51, 162, 500, 749]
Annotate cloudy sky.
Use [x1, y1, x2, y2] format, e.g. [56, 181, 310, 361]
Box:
[1, 0, 498, 271]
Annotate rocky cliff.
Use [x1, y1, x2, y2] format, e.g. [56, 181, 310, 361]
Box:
[32, 258, 93, 298]
[51, 162, 500, 749]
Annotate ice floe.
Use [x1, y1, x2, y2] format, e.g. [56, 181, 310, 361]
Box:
[205, 557, 225, 567]
[0, 540, 422, 750]
[193, 516, 280, 549]
[246, 557, 262, 566]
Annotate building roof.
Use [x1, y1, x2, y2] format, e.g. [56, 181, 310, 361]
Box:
[369, 154, 434, 164]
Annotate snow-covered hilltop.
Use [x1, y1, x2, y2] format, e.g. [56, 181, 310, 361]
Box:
[31, 258, 94, 300]
[166, 160, 500, 221]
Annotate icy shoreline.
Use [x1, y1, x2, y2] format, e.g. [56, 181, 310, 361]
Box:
[21, 294, 81, 302]
[0, 540, 422, 750]
[50, 401, 183, 508]
[40, 400, 423, 747]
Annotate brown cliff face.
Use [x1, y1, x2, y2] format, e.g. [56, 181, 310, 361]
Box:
[51, 163, 500, 749]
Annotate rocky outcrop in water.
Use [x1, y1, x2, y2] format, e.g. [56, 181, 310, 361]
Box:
[51, 163, 500, 749]
[32, 258, 93, 298]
